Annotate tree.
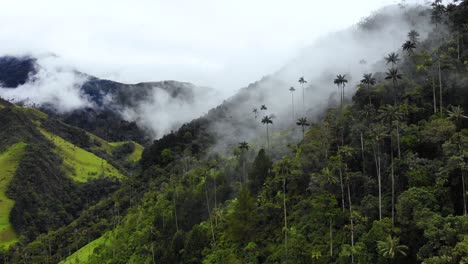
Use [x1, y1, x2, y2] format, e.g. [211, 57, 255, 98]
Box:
[407, 30, 420, 43]
[296, 117, 310, 139]
[447, 105, 468, 130]
[378, 104, 405, 226]
[333, 74, 348, 113]
[238, 141, 250, 183]
[402, 40, 417, 56]
[377, 235, 408, 259]
[252, 108, 258, 119]
[298, 77, 307, 113]
[360, 73, 376, 104]
[385, 52, 400, 67]
[371, 123, 388, 221]
[289, 87, 296, 122]
[261, 115, 273, 150]
[385, 68, 403, 105]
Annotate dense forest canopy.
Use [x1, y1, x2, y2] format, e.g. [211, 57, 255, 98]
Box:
[0, 1, 467, 263]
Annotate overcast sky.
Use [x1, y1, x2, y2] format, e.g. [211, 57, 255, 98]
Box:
[0, 0, 424, 94]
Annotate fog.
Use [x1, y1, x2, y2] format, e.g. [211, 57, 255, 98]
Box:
[0, 1, 439, 143]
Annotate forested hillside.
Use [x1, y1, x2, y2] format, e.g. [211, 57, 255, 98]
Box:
[1, 0, 468, 263]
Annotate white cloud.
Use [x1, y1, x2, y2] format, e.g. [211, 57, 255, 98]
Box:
[0, 0, 416, 95]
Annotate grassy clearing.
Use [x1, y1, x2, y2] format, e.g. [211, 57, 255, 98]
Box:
[61, 233, 111, 264]
[40, 129, 125, 183]
[109, 141, 144, 163]
[0, 142, 26, 248]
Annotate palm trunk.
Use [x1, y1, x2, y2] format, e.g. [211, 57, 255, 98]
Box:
[393, 79, 397, 105]
[291, 92, 295, 122]
[438, 60, 443, 113]
[329, 218, 333, 258]
[302, 126, 305, 139]
[396, 122, 401, 159]
[368, 83, 372, 105]
[302, 84, 305, 114]
[432, 67, 437, 113]
[204, 178, 215, 242]
[347, 179, 354, 264]
[339, 166, 345, 212]
[266, 125, 270, 150]
[462, 169, 466, 215]
[173, 194, 179, 231]
[283, 177, 288, 262]
[374, 143, 382, 220]
[361, 132, 365, 174]
[390, 137, 395, 227]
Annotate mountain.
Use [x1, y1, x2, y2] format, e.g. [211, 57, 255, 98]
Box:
[1, 2, 468, 263]
[0, 56, 204, 144]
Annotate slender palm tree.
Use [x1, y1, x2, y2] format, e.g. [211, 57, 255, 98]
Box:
[447, 105, 468, 130]
[371, 124, 388, 221]
[296, 117, 310, 139]
[239, 141, 250, 183]
[407, 30, 420, 43]
[402, 40, 417, 56]
[289, 87, 296, 121]
[260, 105, 267, 111]
[378, 105, 404, 226]
[360, 73, 376, 104]
[385, 52, 400, 67]
[385, 68, 403, 105]
[252, 108, 258, 119]
[275, 158, 292, 262]
[334, 74, 348, 113]
[377, 236, 408, 259]
[298, 77, 307, 113]
[261, 115, 273, 149]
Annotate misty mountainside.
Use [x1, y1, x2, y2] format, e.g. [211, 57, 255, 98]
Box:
[0, 97, 144, 250]
[1, 1, 468, 264]
[0, 56, 209, 144]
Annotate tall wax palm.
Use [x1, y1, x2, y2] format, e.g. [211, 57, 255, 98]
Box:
[296, 117, 310, 139]
[334, 74, 348, 113]
[371, 123, 388, 221]
[261, 115, 273, 150]
[274, 158, 292, 262]
[447, 106, 468, 214]
[360, 73, 376, 104]
[377, 236, 408, 259]
[385, 68, 403, 105]
[402, 40, 417, 56]
[252, 108, 258, 119]
[378, 104, 404, 226]
[298, 77, 307, 113]
[407, 30, 420, 43]
[385, 52, 400, 67]
[289, 87, 296, 121]
[238, 141, 250, 183]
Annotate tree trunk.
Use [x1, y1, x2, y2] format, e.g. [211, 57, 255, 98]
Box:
[374, 143, 382, 220]
[266, 125, 270, 150]
[329, 218, 333, 258]
[432, 67, 437, 113]
[390, 138, 395, 227]
[283, 177, 288, 262]
[462, 169, 466, 215]
[347, 179, 354, 264]
[396, 122, 401, 159]
[438, 60, 443, 113]
[368, 83, 372, 105]
[361, 132, 365, 174]
[339, 166, 345, 212]
[302, 84, 305, 114]
[291, 92, 295, 122]
[204, 178, 215, 242]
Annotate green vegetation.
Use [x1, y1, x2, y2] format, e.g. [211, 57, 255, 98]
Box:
[0, 142, 26, 248]
[109, 141, 144, 163]
[40, 129, 125, 182]
[61, 234, 110, 264]
[2, 1, 468, 263]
